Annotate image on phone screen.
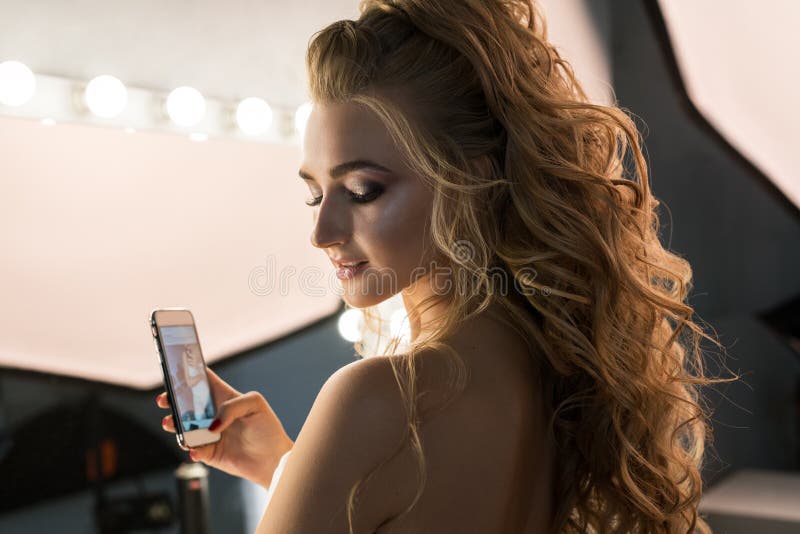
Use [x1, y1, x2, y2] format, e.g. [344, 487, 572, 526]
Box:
[159, 324, 216, 431]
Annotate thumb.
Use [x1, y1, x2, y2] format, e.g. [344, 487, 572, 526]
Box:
[189, 442, 216, 463]
[209, 391, 267, 434]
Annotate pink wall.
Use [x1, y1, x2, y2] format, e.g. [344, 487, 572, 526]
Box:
[0, 115, 341, 388]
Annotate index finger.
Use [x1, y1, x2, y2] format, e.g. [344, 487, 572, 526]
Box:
[156, 391, 170, 409]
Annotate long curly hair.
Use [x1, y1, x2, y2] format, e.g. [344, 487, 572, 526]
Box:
[305, 1, 738, 532]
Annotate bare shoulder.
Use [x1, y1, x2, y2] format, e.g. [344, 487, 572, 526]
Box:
[449, 306, 541, 397]
[258, 310, 546, 534]
[256, 355, 410, 534]
[367, 311, 553, 533]
[324, 355, 411, 442]
[329, 353, 402, 396]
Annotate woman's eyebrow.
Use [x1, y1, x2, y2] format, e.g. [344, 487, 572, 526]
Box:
[298, 159, 395, 181]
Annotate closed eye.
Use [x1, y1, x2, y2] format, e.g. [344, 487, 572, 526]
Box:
[305, 195, 322, 207]
[305, 184, 384, 207]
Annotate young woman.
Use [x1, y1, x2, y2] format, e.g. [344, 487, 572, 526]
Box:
[157, 1, 735, 532]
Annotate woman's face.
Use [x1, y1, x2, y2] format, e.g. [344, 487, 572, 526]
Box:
[299, 100, 438, 309]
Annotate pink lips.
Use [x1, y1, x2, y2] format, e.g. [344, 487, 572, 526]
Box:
[335, 261, 368, 280]
[330, 257, 366, 267]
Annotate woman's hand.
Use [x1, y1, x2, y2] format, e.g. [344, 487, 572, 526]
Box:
[157, 368, 294, 489]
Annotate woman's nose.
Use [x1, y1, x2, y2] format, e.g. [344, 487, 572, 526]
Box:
[309, 198, 350, 249]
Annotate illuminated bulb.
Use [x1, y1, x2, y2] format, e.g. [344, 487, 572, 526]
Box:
[84, 75, 128, 118]
[337, 309, 364, 342]
[166, 86, 205, 127]
[236, 97, 272, 136]
[0, 60, 36, 107]
[294, 101, 312, 138]
[390, 309, 411, 341]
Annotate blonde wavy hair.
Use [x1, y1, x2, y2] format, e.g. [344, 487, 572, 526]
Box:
[305, 1, 739, 532]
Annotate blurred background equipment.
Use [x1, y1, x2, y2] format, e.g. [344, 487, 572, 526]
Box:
[0, 397, 182, 518]
[175, 462, 211, 534]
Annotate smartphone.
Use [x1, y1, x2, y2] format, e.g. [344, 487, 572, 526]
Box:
[150, 307, 221, 450]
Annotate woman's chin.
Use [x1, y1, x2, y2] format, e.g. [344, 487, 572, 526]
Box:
[341, 291, 391, 309]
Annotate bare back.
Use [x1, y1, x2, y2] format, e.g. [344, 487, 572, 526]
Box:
[365, 308, 556, 533]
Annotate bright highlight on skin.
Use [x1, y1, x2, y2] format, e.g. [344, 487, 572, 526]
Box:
[0, 60, 36, 107]
[294, 101, 313, 138]
[84, 75, 128, 118]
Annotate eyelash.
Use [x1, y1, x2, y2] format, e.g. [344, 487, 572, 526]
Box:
[305, 186, 383, 207]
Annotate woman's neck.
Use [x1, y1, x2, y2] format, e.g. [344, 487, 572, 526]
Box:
[400, 273, 451, 344]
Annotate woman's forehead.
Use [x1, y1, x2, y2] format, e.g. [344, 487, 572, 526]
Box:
[301, 101, 407, 178]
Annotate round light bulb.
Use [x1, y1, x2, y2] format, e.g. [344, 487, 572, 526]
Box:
[166, 86, 205, 127]
[84, 75, 128, 118]
[236, 97, 272, 136]
[0, 60, 36, 107]
[337, 309, 364, 342]
[294, 101, 313, 138]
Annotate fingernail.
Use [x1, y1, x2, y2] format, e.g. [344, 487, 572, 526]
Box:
[208, 418, 221, 432]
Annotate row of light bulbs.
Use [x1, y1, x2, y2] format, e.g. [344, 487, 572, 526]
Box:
[0, 59, 313, 140]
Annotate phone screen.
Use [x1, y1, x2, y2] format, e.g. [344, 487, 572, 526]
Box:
[159, 324, 216, 431]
